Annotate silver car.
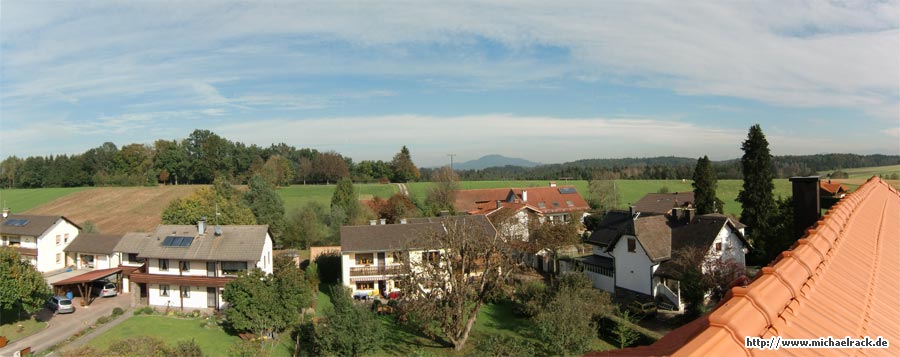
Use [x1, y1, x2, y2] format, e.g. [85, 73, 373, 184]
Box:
[93, 281, 118, 297]
[48, 296, 75, 314]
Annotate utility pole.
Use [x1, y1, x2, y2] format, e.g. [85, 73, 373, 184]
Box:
[447, 154, 457, 170]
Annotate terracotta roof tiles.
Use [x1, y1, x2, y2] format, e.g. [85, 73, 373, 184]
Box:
[590, 177, 900, 356]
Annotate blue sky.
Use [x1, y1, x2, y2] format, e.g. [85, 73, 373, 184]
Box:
[1, 1, 898, 167]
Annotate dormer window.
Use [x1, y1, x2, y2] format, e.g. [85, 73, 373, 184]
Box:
[627, 238, 636, 253]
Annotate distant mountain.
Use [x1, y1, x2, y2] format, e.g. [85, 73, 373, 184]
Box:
[454, 155, 541, 170]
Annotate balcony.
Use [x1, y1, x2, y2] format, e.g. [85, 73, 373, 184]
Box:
[349, 265, 403, 277]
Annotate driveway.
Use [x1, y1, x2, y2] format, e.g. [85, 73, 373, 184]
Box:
[1, 293, 131, 355]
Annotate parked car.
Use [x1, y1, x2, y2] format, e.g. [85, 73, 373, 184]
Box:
[48, 296, 75, 314]
[92, 281, 118, 297]
[627, 301, 657, 318]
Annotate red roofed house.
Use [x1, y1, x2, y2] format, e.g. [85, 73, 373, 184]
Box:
[592, 176, 899, 356]
[820, 179, 850, 198]
[454, 182, 590, 227]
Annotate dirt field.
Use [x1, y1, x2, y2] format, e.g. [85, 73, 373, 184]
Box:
[25, 185, 202, 233]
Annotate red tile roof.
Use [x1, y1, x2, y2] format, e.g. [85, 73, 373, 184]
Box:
[590, 177, 900, 356]
[454, 186, 590, 215]
[820, 181, 849, 196]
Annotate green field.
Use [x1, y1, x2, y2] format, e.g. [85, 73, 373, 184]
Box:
[278, 183, 398, 213]
[818, 165, 900, 179]
[0, 187, 88, 213]
[409, 180, 793, 217]
[85, 315, 292, 356]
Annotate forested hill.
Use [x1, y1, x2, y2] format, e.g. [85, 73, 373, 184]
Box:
[1, 128, 897, 188]
[445, 154, 900, 181]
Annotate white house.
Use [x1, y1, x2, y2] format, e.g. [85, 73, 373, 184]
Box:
[64, 233, 124, 270]
[0, 211, 81, 273]
[581, 206, 749, 312]
[339, 215, 496, 297]
[120, 220, 273, 310]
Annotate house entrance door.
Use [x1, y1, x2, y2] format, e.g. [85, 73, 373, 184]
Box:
[207, 287, 217, 309]
[378, 280, 386, 298]
[377, 252, 386, 266]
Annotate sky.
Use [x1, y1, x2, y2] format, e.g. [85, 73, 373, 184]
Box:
[1, 1, 898, 167]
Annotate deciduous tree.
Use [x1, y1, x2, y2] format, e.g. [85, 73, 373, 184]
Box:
[534, 274, 613, 354]
[244, 175, 286, 241]
[0, 247, 52, 324]
[161, 177, 256, 225]
[397, 216, 516, 350]
[588, 170, 620, 212]
[305, 286, 383, 356]
[424, 166, 459, 215]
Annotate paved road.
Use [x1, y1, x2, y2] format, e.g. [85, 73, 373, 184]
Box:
[1, 294, 131, 355]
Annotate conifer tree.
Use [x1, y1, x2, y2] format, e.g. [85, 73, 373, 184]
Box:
[244, 174, 286, 241]
[330, 178, 359, 225]
[691, 156, 722, 214]
[390, 146, 419, 182]
[736, 124, 775, 261]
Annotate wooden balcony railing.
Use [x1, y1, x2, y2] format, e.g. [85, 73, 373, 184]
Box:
[349, 265, 403, 277]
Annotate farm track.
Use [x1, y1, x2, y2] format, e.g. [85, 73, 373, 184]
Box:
[25, 185, 201, 233]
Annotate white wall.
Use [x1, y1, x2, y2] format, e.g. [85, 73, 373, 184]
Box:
[147, 284, 223, 309]
[585, 271, 615, 292]
[702, 225, 746, 274]
[611, 235, 657, 296]
[255, 232, 274, 275]
[35, 219, 79, 273]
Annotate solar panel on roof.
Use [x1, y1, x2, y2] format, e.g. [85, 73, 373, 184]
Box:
[162, 236, 194, 247]
[558, 187, 577, 194]
[4, 219, 30, 227]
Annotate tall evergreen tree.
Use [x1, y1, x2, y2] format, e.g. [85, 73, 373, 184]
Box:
[244, 175, 286, 242]
[736, 124, 775, 262]
[691, 156, 722, 214]
[390, 146, 419, 182]
[330, 178, 359, 225]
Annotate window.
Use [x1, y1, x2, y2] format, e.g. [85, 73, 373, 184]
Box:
[355, 253, 374, 265]
[127, 253, 140, 263]
[64, 233, 69, 243]
[627, 238, 636, 253]
[715, 242, 722, 252]
[181, 286, 190, 298]
[56, 235, 61, 245]
[56, 253, 61, 263]
[422, 251, 440, 262]
[222, 261, 248, 275]
[180, 260, 190, 271]
[159, 259, 169, 271]
[585, 263, 614, 277]
[160, 284, 169, 297]
[356, 281, 374, 290]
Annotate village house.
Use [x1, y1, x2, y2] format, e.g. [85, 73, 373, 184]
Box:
[119, 219, 273, 310]
[579, 201, 748, 312]
[632, 191, 695, 214]
[0, 209, 81, 273]
[820, 179, 850, 198]
[64, 233, 124, 270]
[339, 215, 496, 298]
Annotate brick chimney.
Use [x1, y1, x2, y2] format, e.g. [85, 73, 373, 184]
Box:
[789, 176, 821, 239]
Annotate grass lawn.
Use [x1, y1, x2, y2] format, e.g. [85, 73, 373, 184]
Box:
[85, 315, 291, 356]
[818, 165, 900, 179]
[0, 318, 47, 343]
[278, 183, 398, 213]
[408, 179, 793, 217]
[0, 187, 88, 212]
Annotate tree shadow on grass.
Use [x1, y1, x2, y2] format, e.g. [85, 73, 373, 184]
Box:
[377, 315, 448, 356]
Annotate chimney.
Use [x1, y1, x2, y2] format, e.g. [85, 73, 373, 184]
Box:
[2, 208, 8, 219]
[379, 218, 387, 225]
[629, 206, 637, 220]
[549, 181, 557, 187]
[369, 220, 377, 226]
[496, 200, 502, 209]
[198, 217, 207, 235]
[684, 208, 695, 223]
[789, 176, 821, 240]
[400, 218, 407, 224]
[522, 190, 528, 203]
[214, 225, 222, 236]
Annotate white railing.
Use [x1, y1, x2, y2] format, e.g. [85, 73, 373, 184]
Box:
[657, 282, 681, 311]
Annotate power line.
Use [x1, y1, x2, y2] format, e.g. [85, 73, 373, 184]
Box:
[447, 154, 457, 170]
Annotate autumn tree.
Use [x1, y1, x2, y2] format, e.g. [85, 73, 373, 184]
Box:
[736, 124, 776, 263]
[424, 166, 459, 216]
[0, 247, 51, 324]
[390, 145, 419, 182]
[313, 151, 349, 184]
[396, 216, 516, 350]
[244, 175, 286, 241]
[692, 156, 723, 214]
[376, 193, 419, 223]
[259, 155, 294, 187]
[161, 177, 256, 225]
[527, 218, 581, 275]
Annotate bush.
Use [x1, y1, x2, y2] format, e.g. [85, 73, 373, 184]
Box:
[112, 307, 124, 316]
[171, 338, 203, 357]
[191, 309, 201, 318]
[513, 280, 547, 318]
[228, 339, 264, 357]
[471, 335, 539, 357]
[96, 316, 109, 324]
[314, 252, 342, 284]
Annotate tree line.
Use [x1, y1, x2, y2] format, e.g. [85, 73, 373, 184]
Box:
[0, 129, 420, 188]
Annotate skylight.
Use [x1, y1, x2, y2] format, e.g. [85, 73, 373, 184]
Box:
[538, 202, 546, 208]
[566, 200, 574, 207]
[558, 187, 577, 194]
[162, 236, 194, 247]
[4, 219, 29, 227]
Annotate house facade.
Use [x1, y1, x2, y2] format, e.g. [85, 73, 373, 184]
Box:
[581, 206, 749, 311]
[339, 215, 496, 296]
[0, 211, 81, 273]
[120, 221, 273, 310]
[64, 233, 124, 270]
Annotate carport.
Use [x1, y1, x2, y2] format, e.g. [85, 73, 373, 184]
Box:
[50, 267, 135, 306]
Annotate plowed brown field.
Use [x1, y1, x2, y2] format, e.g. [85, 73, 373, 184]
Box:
[25, 185, 202, 233]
